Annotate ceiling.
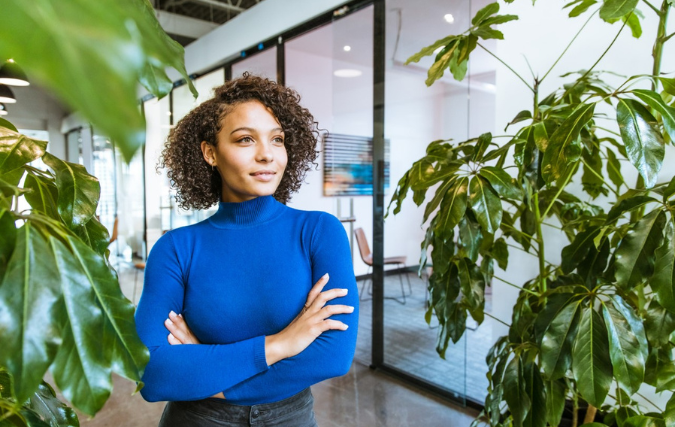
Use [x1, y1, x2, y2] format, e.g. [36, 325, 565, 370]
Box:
[151, 0, 265, 45]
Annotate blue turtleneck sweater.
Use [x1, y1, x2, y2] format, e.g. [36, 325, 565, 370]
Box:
[134, 195, 359, 404]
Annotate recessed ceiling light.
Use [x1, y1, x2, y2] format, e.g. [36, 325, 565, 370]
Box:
[166, 111, 172, 116]
[444, 14, 455, 24]
[333, 69, 362, 78]
[344, 45, 351, 52]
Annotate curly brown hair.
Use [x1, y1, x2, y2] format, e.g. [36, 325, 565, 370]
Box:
[157, 72, 321, 209]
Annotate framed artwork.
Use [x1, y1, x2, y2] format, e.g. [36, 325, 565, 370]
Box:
[322, 133, 390, 197]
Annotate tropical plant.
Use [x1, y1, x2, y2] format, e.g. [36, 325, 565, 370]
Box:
[386, 0, 675, 426]
[0, 1, 196, 425]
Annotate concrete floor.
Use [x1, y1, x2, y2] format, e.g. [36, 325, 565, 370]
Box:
[69, 261, 482, 426]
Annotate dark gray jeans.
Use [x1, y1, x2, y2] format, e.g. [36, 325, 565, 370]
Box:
[158, 388, 318, 427]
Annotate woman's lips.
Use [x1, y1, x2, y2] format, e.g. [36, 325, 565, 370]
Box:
[251, 172, 275, 182]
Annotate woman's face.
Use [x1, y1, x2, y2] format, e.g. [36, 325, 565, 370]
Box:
[201, 100, 288, 203]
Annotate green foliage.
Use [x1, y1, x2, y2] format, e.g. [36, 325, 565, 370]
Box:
[0, 122, 148, 424]
[389, 0, 675, 424]
[0, 0, 197, 162]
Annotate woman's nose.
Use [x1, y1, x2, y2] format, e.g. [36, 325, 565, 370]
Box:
[256, 141, 274, 162]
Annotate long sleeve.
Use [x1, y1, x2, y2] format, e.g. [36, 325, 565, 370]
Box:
[134, 233, 269, 402]
[221, 213, 359, 404]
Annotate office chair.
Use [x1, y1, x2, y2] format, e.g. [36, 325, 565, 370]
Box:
[354, 227, 412, 305]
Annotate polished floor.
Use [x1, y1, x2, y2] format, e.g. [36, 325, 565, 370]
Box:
[72, 260, 483, 426]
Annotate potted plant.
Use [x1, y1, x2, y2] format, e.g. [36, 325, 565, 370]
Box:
[385, 0, 675, 426]
[0, 0, 196, 425]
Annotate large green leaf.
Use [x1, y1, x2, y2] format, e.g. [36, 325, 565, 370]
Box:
[601, 296, 647, 395]
[644, 346, 675, 392]
[644, 300, 675, 348]
[599, 0, 639, 20]
[572, 307, 612, 408]
[404, 35, 458, 65]
[541, 299, 582, 379]
[653, 220, 675, 313]
[28, 381, 79, 427]
[479, 166, 523, 200]
[49, 237, 111, 416]
[542, 103, 596, 184]
[469, 176, 502, 234]
[472, 2, 500, 25]
[522, 362, 546, 427]
[74, 217, 111, 257]
[23, 173, 59, 218]
[459, 213, 483, 262]
[561, 226, 602, 274]
[605, 195, 658, 223]
[436, 177, 468, 239]
[624, 416, 666, 427]
[64, 236, 148, 391]
[606, 148, 624, 189]
[503, 355, 530, 427]
[616, 98, 665, 188]
[0, 223, 63, 404]
[42, 153, 100, 229]
[0, 0, 197, 162]
[0, 127, 47, 174]
[614, 209, 666, 289]
[633, 89, 675, 142]
[545, 379, 566, 426]
[385, 170, 411, 218]
[0, 209, 16, 282]
[664, 393, 675, 427]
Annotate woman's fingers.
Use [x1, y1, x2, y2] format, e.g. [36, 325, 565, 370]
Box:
[165, 311, 200, 344]
[167, 333, 182, 345]
[317, 304, 355, 319]
[310, 288, 348, 310]
[322, 319, 349, 331]
[305, 273, 329, 308]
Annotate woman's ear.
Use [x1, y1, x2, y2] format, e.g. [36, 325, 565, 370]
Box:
[200, 141, 216, 166]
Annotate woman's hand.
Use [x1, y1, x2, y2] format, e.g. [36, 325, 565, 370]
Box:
[264, 273, 354, 366]
[164, 312, 225, 399]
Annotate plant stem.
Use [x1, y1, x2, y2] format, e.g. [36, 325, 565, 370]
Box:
[572, 393, 579, 427]
[636, 392, 663, 411]
[584, 405, 598, 424]
[541, 8, 598, 83]
[477, 42, 534, 92]
[665, 32, 675, 42]
[651, 0, 670, 91]
[593, 125, 622, 137]
[506, 242, 539, 257]
[533, 192, 547, 294]
[558, 17, 629, 104]
[542, 222, 563, 230]
[501, 221, 540, 241]
[580, 158, 621, 196]
[484, 312, 511, 327]
[494, 275, 540, 296]
[643, 0, 662, 14]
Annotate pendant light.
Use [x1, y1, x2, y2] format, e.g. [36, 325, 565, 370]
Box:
[0, 85, 16, 103]
[0, 60, 30, 86]
[0, 103, 7, 116]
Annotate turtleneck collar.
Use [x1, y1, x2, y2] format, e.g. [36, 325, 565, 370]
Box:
[208, 194, 284, 229]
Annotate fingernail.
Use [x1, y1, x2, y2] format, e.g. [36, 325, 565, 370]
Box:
[323, 273, 329, 279]
[169, 310, 176, 317]
[342, 288, 348, 294]
[347, 306, 355, 312]
[166, 319, 173, 324]
[343, 324, 349, 330]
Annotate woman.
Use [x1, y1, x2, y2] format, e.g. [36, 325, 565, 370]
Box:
[134, 72, 359, 426]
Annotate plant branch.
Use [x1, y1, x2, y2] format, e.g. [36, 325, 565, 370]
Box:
[643, 0, 662, 15]
[484, 311, 511, 327]
[558, 17, 629, 104]
[506, 242, 539, 257]
[636, 392, 663, 412]
[665, 32, 675, 43]
[501, 222, 540, 242]
[478, 42, 534, 92]
[593, 125, 622, 137]
[651, 0, 670, 91]
[542, 221, 563, 230]
[493, 275, 540, 296]
[541, 8, 598, 83]
[580, 158, 621, 196]
[533, 192, 547, 294]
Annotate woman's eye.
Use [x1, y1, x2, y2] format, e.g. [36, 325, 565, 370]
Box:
[274, 137, 284, 144]
[238, 136, 253, 143]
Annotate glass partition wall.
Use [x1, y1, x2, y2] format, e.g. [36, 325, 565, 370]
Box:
[130, 0, 501, 409]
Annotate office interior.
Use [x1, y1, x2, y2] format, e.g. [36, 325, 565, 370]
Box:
[6, 0, 674, 425]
